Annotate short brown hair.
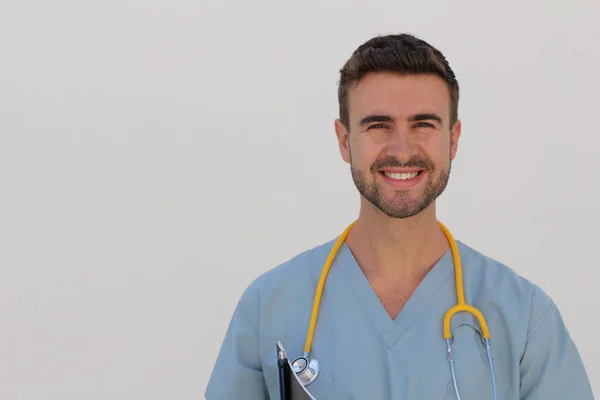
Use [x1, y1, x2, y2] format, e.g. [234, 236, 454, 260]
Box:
[337, 33, 460, 129]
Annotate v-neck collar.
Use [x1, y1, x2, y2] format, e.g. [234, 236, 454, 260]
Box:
[336, 242, 456, 350]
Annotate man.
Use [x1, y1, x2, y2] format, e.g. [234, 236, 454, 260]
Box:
[205, 34, 594, 399]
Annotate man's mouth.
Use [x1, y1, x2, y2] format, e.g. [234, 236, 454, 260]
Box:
[381, 171, 423, 181]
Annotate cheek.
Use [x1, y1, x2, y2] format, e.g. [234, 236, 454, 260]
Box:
[350, 141, 380, 168]
[431, 148, 451, 166]
[424, 136, 452, 161]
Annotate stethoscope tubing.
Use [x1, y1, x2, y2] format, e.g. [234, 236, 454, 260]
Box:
[291, 221, 498, 399]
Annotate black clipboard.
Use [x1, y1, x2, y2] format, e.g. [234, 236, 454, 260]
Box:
[276, 341, 316, 400]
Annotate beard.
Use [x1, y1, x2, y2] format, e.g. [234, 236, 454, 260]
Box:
[350, 154, 451, 219]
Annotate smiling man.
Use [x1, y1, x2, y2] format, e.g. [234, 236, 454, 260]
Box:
[205, 34, 594, 399]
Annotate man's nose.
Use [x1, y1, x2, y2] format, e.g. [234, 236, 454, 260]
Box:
[385, 128, 417, 157]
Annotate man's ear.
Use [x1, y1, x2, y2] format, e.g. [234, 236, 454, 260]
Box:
[335, 119, 351, 164]
[450, 119, 462, 161]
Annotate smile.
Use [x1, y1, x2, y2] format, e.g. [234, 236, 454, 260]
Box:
[383, 171, 422, 181]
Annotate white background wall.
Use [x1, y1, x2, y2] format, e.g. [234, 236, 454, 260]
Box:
[1, 0, 598, 398]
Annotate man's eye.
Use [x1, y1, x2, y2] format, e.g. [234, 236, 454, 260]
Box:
[368, 123, 388, 129]
[415, 122, 434, 128]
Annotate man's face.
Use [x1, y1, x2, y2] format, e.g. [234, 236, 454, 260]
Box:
[335, 72, 461, 219]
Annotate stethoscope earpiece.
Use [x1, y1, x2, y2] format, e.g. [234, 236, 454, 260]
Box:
[292, 355, 320, 386]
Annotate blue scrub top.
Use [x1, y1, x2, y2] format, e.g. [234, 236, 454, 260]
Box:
[205, 237, 594, 399]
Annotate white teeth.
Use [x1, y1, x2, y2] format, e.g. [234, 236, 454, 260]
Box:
[384, 172, 419, 180]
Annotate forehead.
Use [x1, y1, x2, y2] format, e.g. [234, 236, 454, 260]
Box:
[347, 72, 452, 124]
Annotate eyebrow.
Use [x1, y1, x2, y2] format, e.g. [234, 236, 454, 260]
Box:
[359, 115, 393, 126]
[359, 113, 443, 127]
[409, 113, 443, 124]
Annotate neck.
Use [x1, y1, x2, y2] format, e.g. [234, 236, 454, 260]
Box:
[345, 201, 450, 279]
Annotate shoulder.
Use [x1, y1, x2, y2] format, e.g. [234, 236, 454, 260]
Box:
[457, 241, 557, 332]
[456, 245, 593, 397]
[234, 237, 338, 317]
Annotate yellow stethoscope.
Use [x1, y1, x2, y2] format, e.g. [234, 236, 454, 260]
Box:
[290, 221, 499, 400]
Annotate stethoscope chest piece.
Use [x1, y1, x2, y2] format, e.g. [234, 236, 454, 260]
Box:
[292, 355, 320, 386]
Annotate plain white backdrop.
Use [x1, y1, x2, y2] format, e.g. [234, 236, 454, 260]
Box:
[1, 0, 598, 398]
